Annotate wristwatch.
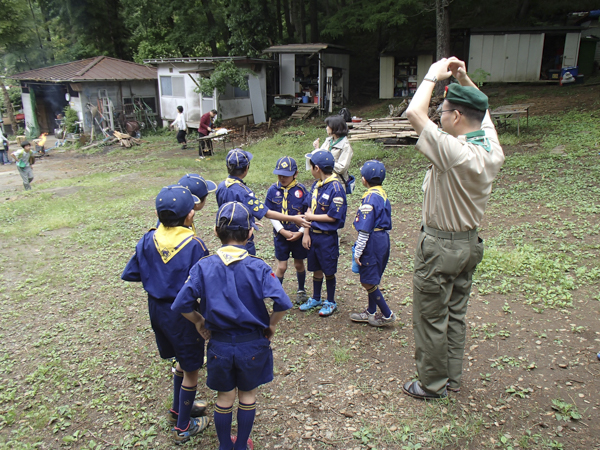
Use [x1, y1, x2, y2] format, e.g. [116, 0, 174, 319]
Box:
[423, 75, 437, 83]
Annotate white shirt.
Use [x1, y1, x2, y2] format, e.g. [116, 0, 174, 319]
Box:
[172, 112, 186, 131]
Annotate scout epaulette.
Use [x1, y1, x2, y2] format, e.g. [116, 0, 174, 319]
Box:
[153, 224, 195, 263]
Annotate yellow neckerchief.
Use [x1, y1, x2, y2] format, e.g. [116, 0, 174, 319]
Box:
[311, 174, 338, 213]
[279, 179, 298, 218]
[153, 224, 195, 264]
[362, 185, 387, 202]
[216, 245, 249, 266]
[225, 176, 245, 188]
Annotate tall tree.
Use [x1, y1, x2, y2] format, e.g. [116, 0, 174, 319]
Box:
[434, 0, 450, 95]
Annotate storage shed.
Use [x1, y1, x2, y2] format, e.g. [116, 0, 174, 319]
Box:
[12, 56, 159, 135]
[379, 53, 434, 99]
[143, 57, 273, 127]
[262, 44, 350, 113]
[468, 27, 583, 82]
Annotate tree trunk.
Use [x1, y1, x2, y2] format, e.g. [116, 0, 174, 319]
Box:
[0, 79, 16, 135]
[518, 0, 530, 21]
[275, 0, 283, 40]
[299, 0, 306, 43]
[435, 0, 450, 96]
[309, 0, 318, 42]
[283, 0, 294, 40]
[201, 0, 220, 56]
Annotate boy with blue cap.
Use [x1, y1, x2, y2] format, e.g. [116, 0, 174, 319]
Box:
[172, 201, 293, 450]
[349, 160, 396, 327]
[216, 149, 310, 255]
[122, 185, 210, 443]
[265, 156, 309, 304]
[300, 150, 347, 317]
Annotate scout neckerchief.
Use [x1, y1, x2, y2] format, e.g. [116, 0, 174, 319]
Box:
[153, 224, 195, 264]
[328, 137, 344, 151]
[279, 179, 298, 222]
[217, 245, 249, 266]
[362, 185, 387, 202]
[311, 174, 338, 213]
[225, 176, 245, 188]
[465, 130, 491, 152]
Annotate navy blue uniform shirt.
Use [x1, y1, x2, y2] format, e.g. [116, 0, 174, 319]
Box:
[216, 176, 268, 221]
[122, 225, 209, 301]
[307, 176, 347, 232]
[353, 186, 392, 233]
[264, 181, 309, 233]
[172, 245, 293, 335]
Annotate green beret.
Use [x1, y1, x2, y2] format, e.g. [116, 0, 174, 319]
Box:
[445, 84, 489, 112]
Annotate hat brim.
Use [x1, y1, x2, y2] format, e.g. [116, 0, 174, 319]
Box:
[273, 168, 296, 176]
[205, 180, 217, 192]
[191, 194, 201, 205]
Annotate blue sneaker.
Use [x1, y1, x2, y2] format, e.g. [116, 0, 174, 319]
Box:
[318, 301, 337, 317]
[299, 297, 322, 311]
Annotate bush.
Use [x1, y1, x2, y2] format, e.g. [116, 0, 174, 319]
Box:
[63, 106, 79, 133]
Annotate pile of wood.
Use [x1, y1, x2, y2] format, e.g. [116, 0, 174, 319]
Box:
[348, 117, 417, 142]
[81, 130, 142, 150]
[290, 105, 316, 120]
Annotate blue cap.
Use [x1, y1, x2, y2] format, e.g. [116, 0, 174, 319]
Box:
[216, 201, 256, 230]
[360, 160, 386, 183]
[155, 185, 198, 219]
[178, 174, 217, 200]
[310, 150, 334, 171]
[273, 156, 298, 176]
[226, 149, 253, 169]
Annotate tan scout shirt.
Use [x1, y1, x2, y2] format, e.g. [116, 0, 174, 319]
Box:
[416, 112, 505, 232]
[317, 136, 354, 182]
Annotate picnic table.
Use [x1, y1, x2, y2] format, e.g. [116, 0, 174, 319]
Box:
[490, 103, 534, 136]
[196, 130, 233, 156]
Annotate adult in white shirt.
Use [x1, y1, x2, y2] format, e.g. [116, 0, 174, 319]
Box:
[311, 115, 354, 187]
[0, 126, 10, 164]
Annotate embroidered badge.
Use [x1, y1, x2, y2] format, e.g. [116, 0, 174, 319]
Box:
[359, 204, 373, 213]
[281, 162, 288, 168]
[332, 197, 344, 206]
[295, 190, 303, 198]
[254, 207, 259, 211]
[276, 191, 282, 196]
[322, 193, 330, 200]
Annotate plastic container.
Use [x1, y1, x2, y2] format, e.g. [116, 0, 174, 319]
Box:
[548, 69, 560, 80]
[561, 66, 578, 79]
[305, 152, 312, 171]
[274, 97, 293, 106]
[352, 117, 362, 123]
[314, 96, 319, 104]
[302, 96, 309, 103]
[351, 245, 360, 273]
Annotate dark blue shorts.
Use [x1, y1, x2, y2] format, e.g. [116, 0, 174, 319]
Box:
[206, 333, 273, 392]
[274, 232, 308, 261]
[359, 231, 390, 285]
[307, 231, 339, 275]
[148, 298, 205, 372]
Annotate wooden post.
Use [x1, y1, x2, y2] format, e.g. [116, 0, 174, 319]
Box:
[268, 117, 272, 130]
[243, 125, 246, 142]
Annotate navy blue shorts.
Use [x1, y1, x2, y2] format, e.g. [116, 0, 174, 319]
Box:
[206, 333, 273, 392]
[148, 298, 205, 372]
[274, 232, 308, 261]
[359, 231, 390, 285]
[307, 231, 339, 275]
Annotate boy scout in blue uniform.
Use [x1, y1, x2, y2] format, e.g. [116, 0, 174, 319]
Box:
[349, 160, 396, 327]
[121, 185, 210, 443]
[265, 156, 309, 304]
[403, 57, 504, 400]
[178, 173, 217, 232]
[215, 149, 309, 256]
[172, 201, 293, 450]
[299, 150, 347, 317]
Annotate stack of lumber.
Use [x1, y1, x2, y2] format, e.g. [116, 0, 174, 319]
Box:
[113, 130, 142, 147]
[348, 117, 417, 142]
[290, 105, 316, 120]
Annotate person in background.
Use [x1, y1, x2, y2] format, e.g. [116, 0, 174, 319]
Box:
[169, 106, 187, 149]
[311, 115, 354, 190]
[198, 109, 217, 158]
[0, 126, 10, 164]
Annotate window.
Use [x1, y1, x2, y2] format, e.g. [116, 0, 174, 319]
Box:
[160, 76, 185, 97]
[220, 77, 250, 100]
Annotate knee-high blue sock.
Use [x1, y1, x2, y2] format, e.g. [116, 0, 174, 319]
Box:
[175, 384, 197, 431]
[312, 276, 323, 300]
[325, 275, 336, 303]
[366, 286, 377, 314]
[234, 402, 256, 450]
[297, 270, 306, 292]
[369, 286, 391, 317]
[171, 369, 184, 415]
[214, 404, 234, 450]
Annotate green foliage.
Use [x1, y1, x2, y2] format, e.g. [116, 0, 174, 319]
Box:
[551, 399, 582, 422]
[62, 106, 79, 133]
[194, 60, 254, 97]
[468, 69, 490, 87]
[269, 105, 287, 121]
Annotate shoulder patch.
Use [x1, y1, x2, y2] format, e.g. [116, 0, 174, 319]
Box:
[359, 204, 373, 213]
[332, 197, 344, 205]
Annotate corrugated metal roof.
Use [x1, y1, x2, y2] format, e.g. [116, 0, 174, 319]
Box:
[262, 43, 349, 54]
[143, 56, 276, 65]
[13, 56, 157, 82]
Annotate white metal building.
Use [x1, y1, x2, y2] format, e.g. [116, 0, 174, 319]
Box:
[143, 57, 272, 127]
[468, 27, 583, 82]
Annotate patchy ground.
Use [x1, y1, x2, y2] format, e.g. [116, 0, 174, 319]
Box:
[1, 84, 599, 450]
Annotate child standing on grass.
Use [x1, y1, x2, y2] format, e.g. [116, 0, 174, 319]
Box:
[173, 201, 293, 450]
[299, 150, 347, 317]
[215, 149, 310, 256]
[178, 173, 217, 232]
[265, 156, 309, 304]
[349, 160, 396, 327]
[170, 106, 187, 149]
[11, 140, 34, 190]
[121, 185, 210, 444]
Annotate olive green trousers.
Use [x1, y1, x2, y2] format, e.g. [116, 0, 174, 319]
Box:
[412, 229, 484, 395]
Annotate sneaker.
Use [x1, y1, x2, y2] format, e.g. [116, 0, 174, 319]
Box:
[446, 384, 461, 393]
[299, 297, 322, 311]
[167, 399, 209, 425]
[196, 157, 205, 161]
[295, 290, 308, 305]
[231, 436, 254, 450]
[402, 380, 447, 400]
[368, 311, 397, 327]
[350, 309, 374, 323]
[318, 301, 337, 317]
[172, 416, 210, 444]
